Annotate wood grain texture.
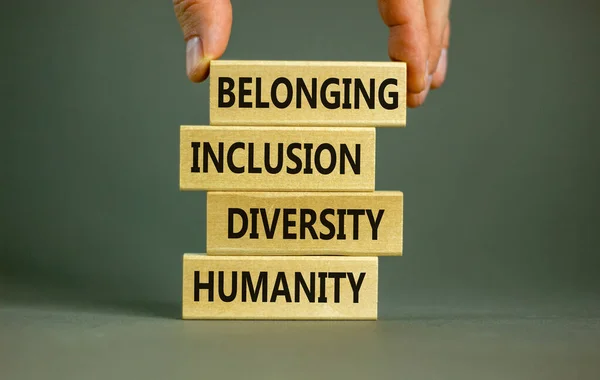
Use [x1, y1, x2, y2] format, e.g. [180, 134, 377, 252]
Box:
[182, 254, 378, 320]
[209, 60, 406, 127]
[179, 125, 375, 191]
[206, 191, 403, 256]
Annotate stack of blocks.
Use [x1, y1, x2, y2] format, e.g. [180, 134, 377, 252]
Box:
[180, 60, 406, 320]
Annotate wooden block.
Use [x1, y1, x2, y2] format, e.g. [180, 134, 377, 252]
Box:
[179, 125, 375, 191]
[182, 254, 378, 320]
[206, 191, 403, 256]
[209, 60, 406, 127]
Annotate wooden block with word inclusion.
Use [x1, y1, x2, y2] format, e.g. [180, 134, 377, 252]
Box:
[209, 60, 406, 127]
[180, 125, 375, 191]
[182, 254, 378, 320]
[206, 191, 403, 256]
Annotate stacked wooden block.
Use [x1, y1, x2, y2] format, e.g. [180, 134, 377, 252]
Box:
[179, 60, 406, 320]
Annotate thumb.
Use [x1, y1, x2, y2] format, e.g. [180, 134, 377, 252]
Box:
[173, 0, 232, 82]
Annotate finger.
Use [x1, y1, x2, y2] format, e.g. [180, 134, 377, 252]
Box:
[407, 0, 451, 106]
[407, 74, 432, 107]
[423, 0, 451, 77]
[431, 21, 450, 89]
[173, 0, 232, 82]
[378, 0, 429, 94]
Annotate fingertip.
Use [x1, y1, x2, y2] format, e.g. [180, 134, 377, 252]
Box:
[399, 59, 428, 95]
[394, 54, 428, 94]
[407, 92, 424, 108]
[407, 73, 433, 108]
[187, 59, 210, 83]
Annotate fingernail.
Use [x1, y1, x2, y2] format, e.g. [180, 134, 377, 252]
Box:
[439, 48, 448, 76]
[424, 60, 429, 87]
[413, 75, 434, 107]
[440, 48, 448, 64]
[186, 37, 203, 79]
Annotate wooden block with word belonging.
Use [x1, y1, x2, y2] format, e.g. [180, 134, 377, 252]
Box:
[182, 254, 378, 320]
[206, 191, 403, 256]
[209, 60, 406, 127]
[180, 125, 375, 191]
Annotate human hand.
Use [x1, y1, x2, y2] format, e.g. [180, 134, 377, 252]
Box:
[173, 0, 232, 83]
[378, 0, 451, 107]
[173, 0, 450, 108]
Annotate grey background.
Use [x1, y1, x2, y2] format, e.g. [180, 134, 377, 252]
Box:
[2, 0, 599, 379]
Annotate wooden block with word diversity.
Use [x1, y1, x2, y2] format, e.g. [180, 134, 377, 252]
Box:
[209, 60, 406, 127]
[180, 125, 375, 191]
[182, 254, 378, 320]
[206, 191, 403, 256]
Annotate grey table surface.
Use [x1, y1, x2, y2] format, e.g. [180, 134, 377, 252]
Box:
[2, 278, 599, 380]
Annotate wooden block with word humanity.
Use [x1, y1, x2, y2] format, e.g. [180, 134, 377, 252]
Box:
[182, 254, 378, 320]
[180, 125, 375, 191]
[206, 191, 403, 256]
[209, 60, 406, 127]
